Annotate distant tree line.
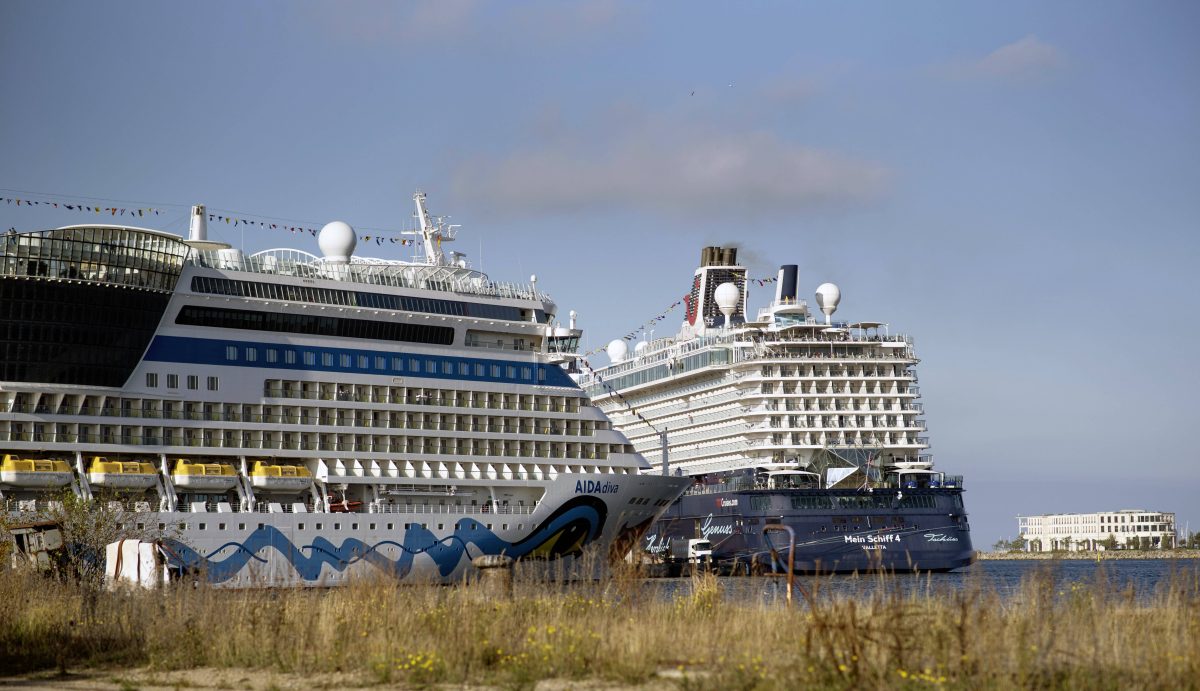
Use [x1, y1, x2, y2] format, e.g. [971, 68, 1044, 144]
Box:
[992, 532, 1200, 553]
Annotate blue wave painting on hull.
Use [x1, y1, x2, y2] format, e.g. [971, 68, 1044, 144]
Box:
[164, 497, 608, 583]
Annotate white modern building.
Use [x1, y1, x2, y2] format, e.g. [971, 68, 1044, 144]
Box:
[1018, 510, 1176, 552]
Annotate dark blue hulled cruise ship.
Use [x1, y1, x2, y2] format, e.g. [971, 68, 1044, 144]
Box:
[0, 192, 689, 587]
[583, 247, 974, 574]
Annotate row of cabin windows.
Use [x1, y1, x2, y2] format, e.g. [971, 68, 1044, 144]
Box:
[145, 373, 218, 391]
[216, 345, 543, 383]
[145, 521, 511, 532]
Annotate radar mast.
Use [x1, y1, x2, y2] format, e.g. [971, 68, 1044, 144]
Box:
[405, 191, 460, 266]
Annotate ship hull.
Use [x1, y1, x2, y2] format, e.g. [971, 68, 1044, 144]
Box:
[644, 487, 975, 574]
[146, 472, 689, 587]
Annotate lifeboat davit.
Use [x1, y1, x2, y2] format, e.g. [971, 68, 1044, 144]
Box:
[87, 457, 158, 489]
[0, 455, 73, 488]
[171, 460, 239, 491]
[249, 461, 313, 493]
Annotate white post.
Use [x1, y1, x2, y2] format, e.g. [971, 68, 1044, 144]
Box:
[660, 428, 669, 476]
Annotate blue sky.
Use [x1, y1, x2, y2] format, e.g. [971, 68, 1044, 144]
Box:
[2, 1, 1198, 546]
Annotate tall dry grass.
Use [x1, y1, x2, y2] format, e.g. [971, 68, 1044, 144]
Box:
[1, 561, 1197, 689]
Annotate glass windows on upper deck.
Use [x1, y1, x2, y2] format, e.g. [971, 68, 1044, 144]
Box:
[0, 227, 190, 387]
[176, 306, 454, 346]
[3, 226, 189, 292]
[190, 276, 545, 323]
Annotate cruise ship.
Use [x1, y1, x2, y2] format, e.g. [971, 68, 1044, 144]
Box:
[581, 247, 974, 573]
[0, 192, 690, 586]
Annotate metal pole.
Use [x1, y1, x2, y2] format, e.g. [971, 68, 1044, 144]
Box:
[763, 525, 801, 607]
[660, 428, 669, 476]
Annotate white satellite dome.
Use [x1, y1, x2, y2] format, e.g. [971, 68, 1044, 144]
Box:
[714, 282, 740, 314]
[318, 221, 357, 262]
[633, 341, 649, 356]
[606, 339, 628, 363]
[714, 282, 741, 328]
[815, 282, 841, 324]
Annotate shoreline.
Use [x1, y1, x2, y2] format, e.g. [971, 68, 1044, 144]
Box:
[977, 549, 1200, 561]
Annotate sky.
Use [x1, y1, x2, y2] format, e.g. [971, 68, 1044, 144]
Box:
[2, 1, 1198, 547]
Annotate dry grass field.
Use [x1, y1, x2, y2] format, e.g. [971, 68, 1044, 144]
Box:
[1, 562, 1197, 690]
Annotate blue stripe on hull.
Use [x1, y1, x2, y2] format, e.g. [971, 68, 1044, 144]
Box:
[164, 496, 608, 584]
[144, 335, 580, 388]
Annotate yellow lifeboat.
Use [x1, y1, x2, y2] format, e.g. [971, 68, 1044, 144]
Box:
[0, 455, 73, 488]
[171, 459, 238, 491]
[249, 461, 312, 493]
[87, 457, 158, 489]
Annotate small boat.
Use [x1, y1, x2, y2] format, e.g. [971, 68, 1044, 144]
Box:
[0, 455, 73, 488]
[170, 460, 238, 491]
[249, 461, 313, 493]
[87, 457, 158, 489]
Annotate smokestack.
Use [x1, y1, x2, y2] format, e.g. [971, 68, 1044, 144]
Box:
[780, 265, 798, 301]
[727, 247, 738, 266]
[189, 204, 207, 243]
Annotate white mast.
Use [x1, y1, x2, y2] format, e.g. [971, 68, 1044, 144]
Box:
[409, 191, 459, 267]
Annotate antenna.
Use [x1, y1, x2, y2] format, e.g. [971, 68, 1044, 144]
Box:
[404, 191, 457, 266]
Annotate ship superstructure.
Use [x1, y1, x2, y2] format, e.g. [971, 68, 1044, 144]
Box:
[0, 192, 689, 586]
[582, 247, 974, 573]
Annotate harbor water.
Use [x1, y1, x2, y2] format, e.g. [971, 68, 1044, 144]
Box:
[648, 558, 1200, 604]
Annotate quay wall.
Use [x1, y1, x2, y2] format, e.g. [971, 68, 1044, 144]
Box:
[978, 549, 1200, 561]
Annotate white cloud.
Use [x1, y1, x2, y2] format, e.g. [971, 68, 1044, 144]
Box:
[452, 114, 888, 219]
[948, 35, 1064, 81]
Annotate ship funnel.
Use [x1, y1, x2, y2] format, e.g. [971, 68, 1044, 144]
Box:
[189, 204, 207, 243]
[779, 265, 798, 302]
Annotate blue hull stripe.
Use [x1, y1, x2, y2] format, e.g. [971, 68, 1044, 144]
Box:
[164, 502, 604, 583]
[144, 335, 580, 389]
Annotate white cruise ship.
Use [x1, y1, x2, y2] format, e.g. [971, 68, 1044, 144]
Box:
[0, 192, 689, 586]
[581, 247, 973, 573]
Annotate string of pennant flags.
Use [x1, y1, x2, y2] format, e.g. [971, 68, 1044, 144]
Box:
[582, 294, 687, 356]
[578, 273, 782, 429]
[2, 196, 162, 217]
[582, 276, 780, 356]
[579, 357, 660, 431]
[1, 193, 415, 244]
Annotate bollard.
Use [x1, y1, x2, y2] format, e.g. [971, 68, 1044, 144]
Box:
[471, 554, 514, 601]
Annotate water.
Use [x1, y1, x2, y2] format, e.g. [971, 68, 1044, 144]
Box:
[647, 559, 1200, 604]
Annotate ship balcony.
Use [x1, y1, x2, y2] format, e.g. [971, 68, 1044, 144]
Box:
[881, 474, 963, 490]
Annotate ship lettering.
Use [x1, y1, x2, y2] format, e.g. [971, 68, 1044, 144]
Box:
[924, 533, 959, 542]
[700, 513, 733, 538]
[844, 534, 900, 544]
[574, 480, 620, 494]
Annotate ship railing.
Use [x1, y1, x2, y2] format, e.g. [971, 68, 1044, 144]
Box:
[683, 478, 757, 496]
[3, 498, 66, 515]
[220, 502, 540, 517]
[3, 498, 156, 515]
[879, 475, 963, 490]
[96, 500, 158, 513]
[189, 250, 550, 303]
[366, 503, 538, 516]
